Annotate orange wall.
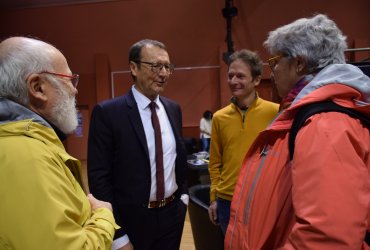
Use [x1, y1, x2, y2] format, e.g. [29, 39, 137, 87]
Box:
[1, 0, 369, 159]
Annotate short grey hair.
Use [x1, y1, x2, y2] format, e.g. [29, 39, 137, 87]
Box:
[264, 14, 347, 73]
[0, 37, 57, 105]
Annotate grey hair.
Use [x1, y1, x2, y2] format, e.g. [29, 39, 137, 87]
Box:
[0, 37, 57, 105]
[264, 14, 347, 73]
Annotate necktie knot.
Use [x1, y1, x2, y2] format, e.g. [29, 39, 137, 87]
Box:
[149, 101, 157, 111]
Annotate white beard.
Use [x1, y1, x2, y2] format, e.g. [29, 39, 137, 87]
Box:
[49, 86, 78, 134]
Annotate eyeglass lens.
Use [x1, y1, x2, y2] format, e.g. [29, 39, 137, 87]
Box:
[71, 75, 79, 88]
[136, 61, 174, 74]
[152, 63, 174, 73]
[268, 55, 283, 70]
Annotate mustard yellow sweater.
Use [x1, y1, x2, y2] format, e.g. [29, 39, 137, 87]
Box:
[209, 97, 279, 202]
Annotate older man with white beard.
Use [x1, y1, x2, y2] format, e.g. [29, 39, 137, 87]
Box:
[0, 36, 119, 250]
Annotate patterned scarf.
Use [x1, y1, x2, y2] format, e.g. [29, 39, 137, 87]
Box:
[279, 74, 315, 111]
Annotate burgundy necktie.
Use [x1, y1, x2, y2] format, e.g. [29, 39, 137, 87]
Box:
[149, 102, 165, 201]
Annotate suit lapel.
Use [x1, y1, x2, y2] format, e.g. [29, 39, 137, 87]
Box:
[126, 90, 150, 159]
[160, 97, 182, 145]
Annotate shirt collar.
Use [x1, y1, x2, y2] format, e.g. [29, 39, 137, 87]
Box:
[132, 85, 160, 110]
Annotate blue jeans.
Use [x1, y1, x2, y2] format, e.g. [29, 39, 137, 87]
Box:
[200, 138, 210, 152]
[216, 197, 231, 235]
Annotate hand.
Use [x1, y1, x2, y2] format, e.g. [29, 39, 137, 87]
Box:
[117, 242, 134, 250]
[87, 193, 112, 212]
[181, 194, 189, 206]
[208, 201, 219, 225]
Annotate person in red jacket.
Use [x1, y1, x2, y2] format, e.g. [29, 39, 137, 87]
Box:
[225, 14, 370, 249]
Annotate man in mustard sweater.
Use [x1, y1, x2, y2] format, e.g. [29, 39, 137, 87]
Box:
[208, 49, 279, 235]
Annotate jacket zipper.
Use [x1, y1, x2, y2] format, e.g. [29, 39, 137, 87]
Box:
[241, 108, 248, 129]
[243, 144, 269, 224]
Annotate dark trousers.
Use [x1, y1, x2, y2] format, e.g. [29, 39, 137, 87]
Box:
[217, 197, 231, 235]
[121, 198, 187, 250]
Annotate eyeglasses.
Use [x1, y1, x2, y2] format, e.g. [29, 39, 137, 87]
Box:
[267, 54, 285, 71]
[134, 61, 175, 74]
[40, 71, 79, 88]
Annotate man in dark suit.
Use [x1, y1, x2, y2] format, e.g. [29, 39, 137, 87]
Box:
[87, 39, 188, 250]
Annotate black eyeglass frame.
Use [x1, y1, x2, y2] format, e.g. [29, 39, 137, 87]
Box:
[133, 60, 175, 74]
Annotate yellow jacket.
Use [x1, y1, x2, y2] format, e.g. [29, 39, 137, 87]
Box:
[209, 96, 279, 202]
[0, 98, 118, 249]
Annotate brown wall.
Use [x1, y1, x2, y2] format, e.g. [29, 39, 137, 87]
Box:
[1, 0, 369, 159]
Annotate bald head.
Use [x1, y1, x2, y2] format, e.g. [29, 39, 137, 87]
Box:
[0, 36, 62, 106]
[0, 36, 57, 55]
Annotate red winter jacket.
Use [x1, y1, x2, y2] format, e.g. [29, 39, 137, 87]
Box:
[225, 71, 370, 250]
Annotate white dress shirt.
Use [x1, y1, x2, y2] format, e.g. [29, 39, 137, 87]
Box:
[132, 85, 178, 200]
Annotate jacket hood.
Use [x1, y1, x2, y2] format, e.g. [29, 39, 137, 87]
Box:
[270, 64, 370, 131]
[0, 97, 50, 126]
[0, 97, 65, 150]
[293, 64, 370, 106]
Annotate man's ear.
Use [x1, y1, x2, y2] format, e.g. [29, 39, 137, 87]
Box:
[27, 74, 48, 102]
[129, 61, 138, 78]
[253, 75, 262, 87]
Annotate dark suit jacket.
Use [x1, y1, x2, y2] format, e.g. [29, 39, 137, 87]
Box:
[87, 89, 188, 238]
